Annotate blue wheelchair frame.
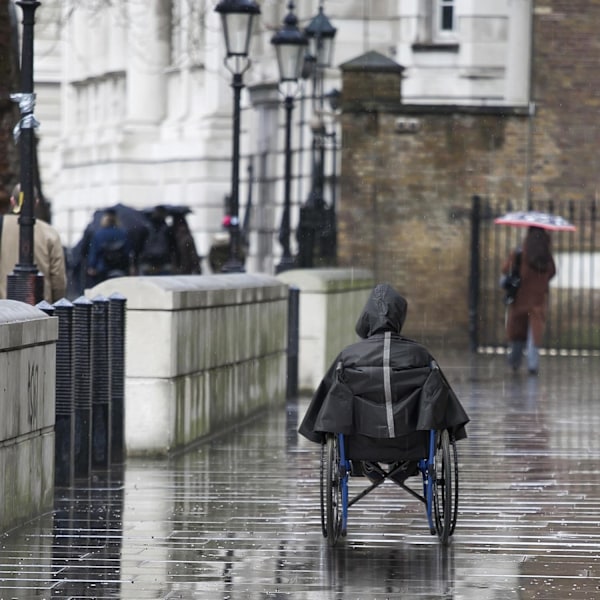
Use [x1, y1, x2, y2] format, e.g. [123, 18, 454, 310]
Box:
[321, 428, 457, 546]
[337, 430, 437, 535]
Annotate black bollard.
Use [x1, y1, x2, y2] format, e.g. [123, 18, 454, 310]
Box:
[35, 300, 54, 317]
[73, 296, 93, 479]
[51, 298, 75, 487]
[108, 293, 126, 464]
[286, 286, 300, 399]
[91, 295, 110, 468]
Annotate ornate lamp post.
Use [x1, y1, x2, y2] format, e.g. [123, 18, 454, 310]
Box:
[271, 2, 307, 274]
[304, 4, 337, 105]
[8, 0, 43, 304]
[215, 0, 260, 273]
[297, 3, 337, 268]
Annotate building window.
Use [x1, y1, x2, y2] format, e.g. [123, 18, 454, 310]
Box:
[413, 0, 459, 51]
[438, 0, 455, 35]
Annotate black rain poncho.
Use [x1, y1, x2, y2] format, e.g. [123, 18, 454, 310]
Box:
[298, 284, 469, 448]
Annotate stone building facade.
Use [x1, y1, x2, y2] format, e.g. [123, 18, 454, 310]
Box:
[12, 1, 600, 347]
[20, 1, 530, 272]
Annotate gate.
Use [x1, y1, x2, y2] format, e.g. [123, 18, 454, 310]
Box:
[469, 195, 600, 354]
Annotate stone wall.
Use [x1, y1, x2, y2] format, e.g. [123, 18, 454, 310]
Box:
[0, 300, 58, 532]
[277, 268, 374, 391]
[88, 274, 289, 457]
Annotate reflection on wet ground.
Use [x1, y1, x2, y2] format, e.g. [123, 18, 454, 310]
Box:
[2, 353, 600, 599]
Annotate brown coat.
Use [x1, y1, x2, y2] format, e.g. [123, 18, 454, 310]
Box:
[501, 246, 556, 345]
[0, 214, 67, 303]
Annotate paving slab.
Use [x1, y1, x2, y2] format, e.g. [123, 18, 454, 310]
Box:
[1, 353, 600, 599]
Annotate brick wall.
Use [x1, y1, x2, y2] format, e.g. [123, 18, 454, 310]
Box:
[337, 2, 600, 350]
[340, 108, 532, 348]
[338, 56, 530, 348]
[531, 0, 600, 200]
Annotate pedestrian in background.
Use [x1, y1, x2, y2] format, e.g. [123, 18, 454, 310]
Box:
[86, 208, 132, 286]
[170, 209, 202, 274]
[0, 184, 67, 303]
[501, 226, 556, 375]
[138, 206, 176, 275]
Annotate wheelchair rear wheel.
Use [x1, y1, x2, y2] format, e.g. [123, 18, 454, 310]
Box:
[433, 429, 458, 544]
[320, 433, 344, 546]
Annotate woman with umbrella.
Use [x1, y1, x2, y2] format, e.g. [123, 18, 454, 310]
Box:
[501, 226, 556, 374]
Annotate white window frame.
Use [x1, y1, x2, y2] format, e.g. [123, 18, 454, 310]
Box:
[435, 0, 457, 40]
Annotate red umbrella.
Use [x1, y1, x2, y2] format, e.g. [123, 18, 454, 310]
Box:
[494, 210, 576, 231]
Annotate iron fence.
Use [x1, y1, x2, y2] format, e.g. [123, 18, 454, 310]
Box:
[469, 195, 600, 354]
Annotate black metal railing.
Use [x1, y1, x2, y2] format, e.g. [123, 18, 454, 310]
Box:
[470, 195, 600, 353]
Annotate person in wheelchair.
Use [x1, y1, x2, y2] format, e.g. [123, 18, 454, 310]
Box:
[298, 283, 469, 485]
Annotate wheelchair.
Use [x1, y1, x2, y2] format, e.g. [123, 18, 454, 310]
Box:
[320, 428, 458, 547]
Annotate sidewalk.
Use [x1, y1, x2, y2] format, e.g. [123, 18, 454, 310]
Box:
[1, 352, 600, 599]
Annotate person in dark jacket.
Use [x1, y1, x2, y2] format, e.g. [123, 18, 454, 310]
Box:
[298, 284, 469, 481]
[501, 226, 556, 374]
[138, 206, 176, 275]
[171, 211, 202, 274]
[86, 208, 132, 286]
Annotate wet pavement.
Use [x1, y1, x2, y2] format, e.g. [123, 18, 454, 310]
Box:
[2, 352, 600, 599]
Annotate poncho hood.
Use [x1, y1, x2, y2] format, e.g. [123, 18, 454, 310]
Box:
[355, 283, 407, 339]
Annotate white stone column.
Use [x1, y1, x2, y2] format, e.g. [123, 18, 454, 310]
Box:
[247, 82, 280, 274]
[107, 3, 127, 74]
[505, 0, 532, 105]
[126, 0, 170, 127]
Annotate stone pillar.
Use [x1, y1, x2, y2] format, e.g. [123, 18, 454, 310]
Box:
[0, 301, 58, 531]
[340, 50, 405, 108]
[126, 0, 170, 127]
[247, 82, 280, 274]
[276, 268, 375, 391]
[505, 0, 532, 105]
[337, 51, 404, 282]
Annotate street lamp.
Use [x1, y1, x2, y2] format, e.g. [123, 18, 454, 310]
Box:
[8, 0, 43, 304]
[305, 4, 337, 75]
[271, 1, 307, 274]
[297, 3, 337, 268]
[215, 0, 260, 273]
